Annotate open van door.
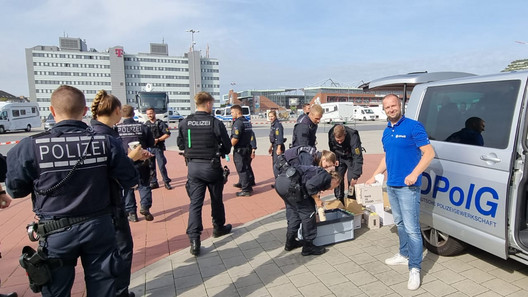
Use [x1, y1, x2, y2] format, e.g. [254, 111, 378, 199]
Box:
[359, 71, 475, 114]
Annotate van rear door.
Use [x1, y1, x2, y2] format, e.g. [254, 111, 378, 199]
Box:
[408, 75, 525, 259]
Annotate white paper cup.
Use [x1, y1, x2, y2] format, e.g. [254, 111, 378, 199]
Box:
[128, 141, 140, 150]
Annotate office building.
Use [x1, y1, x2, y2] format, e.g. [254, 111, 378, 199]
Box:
[26, 37, 220, 118]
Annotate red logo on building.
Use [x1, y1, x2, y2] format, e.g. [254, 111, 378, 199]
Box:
[115, 48, 124, 57]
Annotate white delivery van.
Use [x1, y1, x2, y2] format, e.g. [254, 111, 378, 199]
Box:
[320, 102, 355, 123]
[353, 106, 377, 121]
[369, 105, 387, 120]
[364, 71, 528, 265]
[0, 102, 41, 133]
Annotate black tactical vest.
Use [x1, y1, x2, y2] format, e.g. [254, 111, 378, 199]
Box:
[183, 114, 218, 159]
[117, 121, 144, 151]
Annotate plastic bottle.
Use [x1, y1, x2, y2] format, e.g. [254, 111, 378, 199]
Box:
[317, 207, 326, 222]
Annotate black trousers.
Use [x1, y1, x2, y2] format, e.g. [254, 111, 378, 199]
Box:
[186, 160, 226, 240]
[233, 148, 252, 191]
[285, 197, 317, 241]
[335, 157, 356, 202]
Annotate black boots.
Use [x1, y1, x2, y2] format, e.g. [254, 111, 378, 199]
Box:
[301, 241, 327, 256]
[284, 235, 303, 251]
[190, 238, 200, 256]
[213, 224, 232, 238]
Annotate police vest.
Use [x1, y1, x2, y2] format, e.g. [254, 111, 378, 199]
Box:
[117, 121, 144, 151]
[233, 118, 253, 148]
[31, 129, 112, 217]
[183, 114, 218, 159]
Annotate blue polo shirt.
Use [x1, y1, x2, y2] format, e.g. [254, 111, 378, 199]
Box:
[383, 116, 430, 187]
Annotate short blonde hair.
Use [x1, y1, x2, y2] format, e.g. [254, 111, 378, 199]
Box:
[310, 104, 324, 115]
[194, 91, 214, 106]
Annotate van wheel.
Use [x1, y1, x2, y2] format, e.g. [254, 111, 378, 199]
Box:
[421, 225, 466, 256]
[26, 125, 31, 132]
[0, 126, 4, 134]
[363, 117, 367, 121]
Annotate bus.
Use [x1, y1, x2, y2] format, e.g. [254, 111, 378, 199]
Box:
[134, 91, 169, 123]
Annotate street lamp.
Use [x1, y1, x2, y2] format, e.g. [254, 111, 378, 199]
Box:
[186, 29, 200, 51]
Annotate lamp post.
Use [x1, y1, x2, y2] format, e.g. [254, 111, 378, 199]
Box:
[187, 29, 199, 51]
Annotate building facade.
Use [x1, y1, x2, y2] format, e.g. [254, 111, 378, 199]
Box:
[26, 37, 220, 118]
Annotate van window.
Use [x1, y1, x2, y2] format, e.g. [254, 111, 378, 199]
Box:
[417, 80, 520, 149]
[12, 110, 20, 117]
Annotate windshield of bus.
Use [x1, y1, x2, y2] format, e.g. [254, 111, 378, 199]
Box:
[137, 92, 168, 114]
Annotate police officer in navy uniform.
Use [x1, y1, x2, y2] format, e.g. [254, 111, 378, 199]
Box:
[328, 124, 364, 204]
[296, 103, 311, 123]
[291, 104, 323, 148]
[275, 165, 341, 256]
[90, 92, 146, 297]
[117, 105, 156, 222]
[268, 110, 285, 178]
[145, 108, 172, 190]
[6, 85, 138, 297]
[231, 105, 254, 196]
[177, 91, 232, 256]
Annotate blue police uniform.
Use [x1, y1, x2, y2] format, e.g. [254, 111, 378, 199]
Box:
[248, 130, 257, 186]
[6, 120, 138, 297]
[291, 115, 318, 148]
[280, 165, 331, 254]
[117, 118, 155, 216]
[145, 119, 171, 187]
[231, 116, 254, 193]
[177, 111, 232, 245]
[269, 118, 285, 177]
[90, 119, 137, 297]
[283, 146, 318, 168]
[328, 125, 364, 202]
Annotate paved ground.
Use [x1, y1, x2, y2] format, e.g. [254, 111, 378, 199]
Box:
[1, 124, 528, 296]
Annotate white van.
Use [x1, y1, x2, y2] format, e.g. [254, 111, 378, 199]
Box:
[353, 106, 377, 121]
[0, 102, 41, 133]
[365, 71, 528, 265]
[320, 102, 355, 123]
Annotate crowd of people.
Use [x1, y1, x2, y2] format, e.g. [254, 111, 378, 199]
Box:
[0, 86, 433, 296]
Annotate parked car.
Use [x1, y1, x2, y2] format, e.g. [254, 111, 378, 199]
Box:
[168, 110, 184, 123]
[44, 113, 55, 131]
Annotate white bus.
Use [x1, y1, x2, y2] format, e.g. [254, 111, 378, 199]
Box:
[0, 102, 41, 133]
[133, 91, 169, 123]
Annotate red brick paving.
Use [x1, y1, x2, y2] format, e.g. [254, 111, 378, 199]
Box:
[0, 151, 382, 296]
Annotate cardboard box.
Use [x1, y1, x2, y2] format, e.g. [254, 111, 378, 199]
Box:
[365, 203, 394, 226]
[325, 199, 345, 210]
[355, 183, 383, 205]
[344, 198, 363, 229]
[306, 209, 355, 246]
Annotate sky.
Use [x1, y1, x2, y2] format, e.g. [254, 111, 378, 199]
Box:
[2, 0, 528, 98]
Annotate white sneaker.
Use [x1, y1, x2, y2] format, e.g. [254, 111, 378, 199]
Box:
[385, 253, 409, 266]
[408, 268, 421, 290]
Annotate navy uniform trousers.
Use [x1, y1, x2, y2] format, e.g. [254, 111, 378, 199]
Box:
[285, 198, 317, 241]
[40, 214, 120, 297]
[186, 160, 226, 239]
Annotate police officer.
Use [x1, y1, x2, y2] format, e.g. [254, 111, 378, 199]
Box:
[90, 92, 145, 297]
[6, 85, 138, 297]
[248, 130, 257, 186]
[117, 105, 156, 222]
[296, 103, 311, 123]
[291, 104, 323, 148]
[231, 104, 254, 196]
[328, 124, 364, 204]
[145, 108, 172, 190]
[275, 165, 341, 255]
[177, 91, 232, 256]
[268, 110, 285, 178]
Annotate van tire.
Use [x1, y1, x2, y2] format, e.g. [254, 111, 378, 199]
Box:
[26, 124, 31, 132]
[421, 225, 466, 256]
[0, 126, 4, 134]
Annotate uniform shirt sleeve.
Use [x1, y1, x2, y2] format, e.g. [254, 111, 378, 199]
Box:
[276, 123, 284, 145]
[250, 131, 257, 149]
[348, 130, 364, 179]
[215, 119, 232, 155]
[176, 120, 186, 150]
[107, 136, 138, 189]
[231, 119, 243, 140]
[305, 168, 332, 196]
[412, 121, 431, 148]
[159, 120, 171, 136]
[6, 138, 37, 198]
[293, 123, 310, 146]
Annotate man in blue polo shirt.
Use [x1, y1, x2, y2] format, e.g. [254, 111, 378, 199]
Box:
[367, 94, 434, 291]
